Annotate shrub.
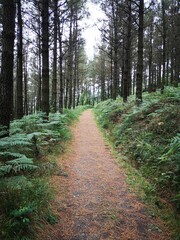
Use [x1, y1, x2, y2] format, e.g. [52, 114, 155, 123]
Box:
[95, 87, 180, 210]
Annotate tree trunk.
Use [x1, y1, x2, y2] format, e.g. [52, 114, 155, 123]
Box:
[161, 0, 166, 94]
[58, 13, 64, 113]
[67, 12, 73, 109]
[41, 0, 49, 116]
[123, 0, 132, 102]
[157, 61, 161, 88]
[100, 51, 106, 101]
[148, 15, 153, 93]
[52, 0, 58, 113]
[37, 9, 42, 111]
[16, 0, 23, 119]
[73, 7, 78, 109]
[0, 0, 16, 132]
[24, 49, 28, 115]
[110, 46, 113, 99]
[76, 44, 80, 107]
[64, 60, 68, 109]
[173, 2, 180, 87]
[111, 0, 119, 100]
[136, 0, 144, 104]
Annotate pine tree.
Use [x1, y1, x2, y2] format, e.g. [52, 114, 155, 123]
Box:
[0, 0, 16, 133]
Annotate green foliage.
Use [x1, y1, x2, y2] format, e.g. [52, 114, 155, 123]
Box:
[95, 87, 180, 211]
[95, 98, 128, 129]
[10, 112, 46, 134]
[63, 105, 92, 124]
[159, 133, 180, 208]
[0, 157, 37, 177]
[0, 134, 32, 149]
[0, 107, 87, 239]
[0, 125, 8, 137]
[46, 214, 58, 225]
[0, 176, 53, 239]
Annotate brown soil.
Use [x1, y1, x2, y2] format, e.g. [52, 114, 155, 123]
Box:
[38, 110, 171, 240]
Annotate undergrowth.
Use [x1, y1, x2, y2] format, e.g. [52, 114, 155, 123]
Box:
[0, 105, 89, 240]
[94, 86, 180, 239]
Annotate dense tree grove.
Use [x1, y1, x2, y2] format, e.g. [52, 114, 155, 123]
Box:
[0, 1, 179, 238]
[0, 0, 87, 131]
[0, 0, 179, 131]
[93, 0, 180, 102]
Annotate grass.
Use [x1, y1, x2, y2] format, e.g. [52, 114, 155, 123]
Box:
[94, 86, 180, 239]
[0, 105, 90, 240]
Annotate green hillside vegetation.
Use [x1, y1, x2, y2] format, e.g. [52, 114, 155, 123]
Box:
[0, 106, 89, 240]
[95, 87, 180, 216]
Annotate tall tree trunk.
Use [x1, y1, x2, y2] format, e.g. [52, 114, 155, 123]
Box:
[157, 61, 161, 88]
[52, 0, 58, 113]
[73, 44, 77, 109]
[41, 0, 49, 116]
[123, 0, 132, 102]
[37, 35, 42, 111]
[173, 2, 180, 87]
[37, 10, 42, 111]
[16, 0, 23, 119]
[136, 0, 144, 104]
[58, 16, 64, 113]
[112, 0, 118, 100]
[110, 46, 113, 99]
[174, 51, 180, 87]
[100, 51, 106, 101]
[0, 0, 16, 132]
[24, 49, 28, 115]
[166, 55, 169, 86]
[73, 7, 78, 109]
[64, 60, 68, 109]
[67, 12, 73, 109]
[161, 0, 166, 94]
[148, 15, 153, 93]
[76, 43, 80, 107]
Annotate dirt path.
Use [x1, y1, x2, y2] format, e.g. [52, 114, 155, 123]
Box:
[39, 110, 170, 240]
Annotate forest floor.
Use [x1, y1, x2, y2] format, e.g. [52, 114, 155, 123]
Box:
[38, 109, 171, 240]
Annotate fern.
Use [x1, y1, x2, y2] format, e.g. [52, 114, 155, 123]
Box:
[10, 112, 46, 134]
[0, 110, 78, 239]
[169, 134, 180, 153]
[27, 130, 60, 143]
[0, 157, 37, 177]
[0, 125, 8, 138]
[27, 132, 47, 140]
[0, 152, 24, 160]
[0, 176, 32, 191]
[0, 134, 32, 150]
[95, 87, 180, 210]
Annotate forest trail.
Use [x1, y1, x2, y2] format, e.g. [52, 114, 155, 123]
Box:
[39, 110, 170, 240]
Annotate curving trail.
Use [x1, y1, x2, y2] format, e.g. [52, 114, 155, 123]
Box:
[39, 109, 170, 240]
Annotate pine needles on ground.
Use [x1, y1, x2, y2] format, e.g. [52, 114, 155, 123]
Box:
[0, 106, 88, 239]
[95, 87, 180, 211]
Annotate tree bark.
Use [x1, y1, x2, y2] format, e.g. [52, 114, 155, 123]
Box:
[24, 49, 28, 115]
[161, 0, 166, 94]
[148, 14, 153, 93]
[52, 0, 58, 113]
[112, 0, 119, 100]
[123, 0, 132, 102]
[136, 0, 144, 104]
[0, 0, 16, 132]
[16, 0, 23, 119]
[58, 15, 64, 113]
[36, 6, 42, 111]
[67, 11, 73, 109]
[100, 50, 106, 101]
[41, 0, 49, 116]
